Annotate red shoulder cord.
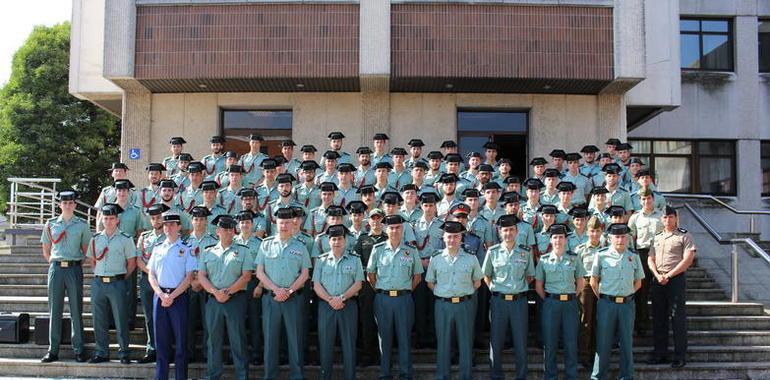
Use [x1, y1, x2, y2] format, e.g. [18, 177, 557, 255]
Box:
[91, 239, 109, 261]
[141, 189, 156, 209]
[46, 224, 66, 244]
[414, 233, 431, 251]
[258, 193, 270, 211]
[140, 235, 152, 259]
[205, 159, 216, 175]
[193, 246, 201, 257]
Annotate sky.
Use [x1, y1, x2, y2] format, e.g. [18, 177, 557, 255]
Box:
[0, 0, 72, 86]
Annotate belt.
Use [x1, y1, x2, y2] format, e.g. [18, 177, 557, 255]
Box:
[160, 287, 177, 294]
[491, 291, 524, 301]
[435, 295, 473, 304]
[96, 275, 125, 283]
[375, 289, 412, 297]
[54, 260, 81, 268]
[545, 292, 575, 301]
[600, 294, 635, 304]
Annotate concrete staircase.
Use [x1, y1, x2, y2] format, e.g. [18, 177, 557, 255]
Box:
[1, 238, 770, 379]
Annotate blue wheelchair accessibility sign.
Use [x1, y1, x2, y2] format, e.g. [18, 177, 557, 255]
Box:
[129, 148, 141, 160]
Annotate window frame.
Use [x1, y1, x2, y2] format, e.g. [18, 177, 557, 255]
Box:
[629, 138, 736, 196]
[219, 108, 293, 157]
[759, 19, 770, 73]
[680, 17, 735, 72]
[762, 141, 770, 197]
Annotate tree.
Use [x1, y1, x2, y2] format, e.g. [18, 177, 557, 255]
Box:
[0, 22, 120, 211]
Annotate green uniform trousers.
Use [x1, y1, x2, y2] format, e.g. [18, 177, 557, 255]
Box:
[591, 297, 636, 380]
[187, 288, 208, 361]
[46, 263, 84, 356]
[489, 293, 528, 380]
[246, 279, 263, 362]
[262, 291, 305, 380]
[318, 300, 358, 380]
[434, 296, 476, 380]
[139, 272, 156, 354]
[91, 277, 131, 359]
[205, 291, 248, 380]
[542, 296, 579, 380]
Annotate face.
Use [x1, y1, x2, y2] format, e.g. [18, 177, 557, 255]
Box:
[368, 215, 383, 230]
[533, 164, 545, 175]
[499, 162, 510, 174]
[337, 171, 352, 184]
[446, 162, 459, 173]
[112, 169, 127, 180]
[321, 191, 335, 204]
[638, 175, 652, 187]
[277, 218, 292, 234]
[630, 163, 641, 173]
[505, 202, 519, 215]
[373, 139, 386, 151]
[443, 232, 462, 250]
[393, 155, 404, 166]
[148, 171, 162, 185]
[552, 157, 564, 167]
[328, 216, 343, 226]
[386, 223, 402, 240]
[303, 152, 315, 161]
[228, 173, 242, 186]
[640, 194, 653, 209]
[375, 168, 389, 181]
[361, 192, 374, 204]
[358, 154, 371, 166]
[599, 156, 612, 167]
[468, 157, 481, 169]
[606, 144, 617, 155]
[203, 190, 216, 203]
[558, 191, 572, 205]
[217, 226, 236, 240]
[411, 167, 424, 180]
[605, 173, 619, 187]
[325, 159, 337, 171]
[421, 202, 436, 215]
[350, 212, 364, 225]
[264, 168, 277, 181]
[242, 196, 255, 210]
[410, 146, 422, 158]
[542, 213, 555, 225]
[403, 190, 417, 203]
[526, 188, 540, 202]
[60, 200, 76, 213]
[618, 150, 630, 161]
[150, 214, 164, 230]
[163, 221, 181, 237]
[179, 161, 190, 170]
[102, 215, 119, 230]
[171, 144, 183, 155]
[662, 213, 677, 229]
[161, 187, 175, 202]
[278, 182, 292, 197]
[282, 146, 294, 158]
[593, 193, 606, 205]
[249, 139, 261, 152]
[544, 177, 557, 189]
[465, 197, 479, 210]
[568, 160, 579, 171]
[238, 220, 253, 235]
[211, 143, 223, 154]
[303, 169, 316, 182]
[226, 157, 238, 167]
[485, 149, 497, 162]
[484, 189, 499, 204]
[429, 159, 441, 170]
[610, 215, 625, 224]
[610, 233, 627, 251]
[583, 151, 596, 163]
[550, 233, 566, 251]
[330, 235, 345, 250]
[190, 171, 203, 183]
[383, 203, 398, 215]
[500, 225, 518, 243]
[573, 216, 586, 231]
[442, 181, 456, 195]
[116, 188, 128, 202]
[330, 139, 343, 150]
[588, 227, 603, 242]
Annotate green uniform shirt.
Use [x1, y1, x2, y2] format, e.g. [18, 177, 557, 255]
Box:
[567, 231, 588, 252]
[137, 229, 165, 264]
[335, 185, 359, 208]
[40, 216, 92, 261]
[366, 241, 423, 290]
[311, 232, 357, 258]
[399, 205, 423, 224]
[481, 243, 535, 294]
[535, 252, 586, 294]
[201, 153, 226, 181]
[354, 231, 388, 268]
[312, 251, 364, 296]
[88, 231, 137, 276]
[184, 232, 219, 268]
[292, 231, 315, 256]
[294, 183, 321, 211]
[234, 235, 263, 270]
[627, 209, 663, 249]
[607, 186, 633, 211]
[101, 205, 142, 239]
[239, 152, 268, 185]
[540, 190, 559, 206]
[218, 187, 243, 214]
[304, 205, 331, 236]
[468, 215, 495, 244]
[178, 185, 203, 212]
[425, 249, 483, 298]
[413, 216, 444, 258]
[590, 246, 645, 296]
[201, 242, 254, 290]
[255, 236, 311, 288]
[574, 240, 605, 275]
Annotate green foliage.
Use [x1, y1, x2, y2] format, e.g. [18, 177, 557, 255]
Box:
[0, 22, 120, 211]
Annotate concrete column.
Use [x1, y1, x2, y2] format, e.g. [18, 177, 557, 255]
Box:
[596, 93, 627, 142]
[359, 0, 391, 145]
[736, 139, 762, 210]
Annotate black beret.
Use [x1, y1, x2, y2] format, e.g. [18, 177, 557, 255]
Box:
[383, 214, 406, 225]
[187, 161, 205, 173]
[158, 179, 177, 189]
[326, 224, 349, 237]
[580, 145, 600, 153]
[440, 221, 466, 233]
[200, 180, 220, 191]
[607, 223, 630, 235]
[101, 203, 124, 216]
[169, 137, 187, 145]
[146, 204, 170, 216]
[427, 151, 444, 160]
[529, 157, 547, 166]
[210, 135, 226, 144]
[300, 160, 320, 171]
[373, 133, 389, 141]
[408, 139, 425, 147]
[146, 163, 166, 172]
[211, 215, 237, 229]
[548, 223, 569, 236]
[300, 145, 317, 153]
[356, 146, 373, 155]
[328, 132, 345, 139]
[113, 179, 135, 190]
[190, 206, 212, 218]
[319, 182, 338, 192]
[497, 214, 520, 227]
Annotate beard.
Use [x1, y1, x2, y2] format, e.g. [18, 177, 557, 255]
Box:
[280, 190, 291, 198]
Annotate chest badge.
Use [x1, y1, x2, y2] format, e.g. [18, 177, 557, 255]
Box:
[178, 249, 185, 257]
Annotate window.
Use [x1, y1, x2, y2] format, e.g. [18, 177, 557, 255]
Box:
[760, 20, 770, 73]
[221, 110, 292, 157]
[762, 142, 770, 196]
[457, 110, 528, 179]
[629, 139, 736, 195]
[680, 18, 733, 71]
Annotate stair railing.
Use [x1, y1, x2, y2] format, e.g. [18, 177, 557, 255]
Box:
[6, 178, 97, 229]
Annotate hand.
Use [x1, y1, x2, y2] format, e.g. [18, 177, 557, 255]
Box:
[656, 273, 669, 285]
[329, 296, 344, 310]
[191, 280, 203, 292]
[214, 289, 230, 303]
[161, 294, 174, 308]
[661, 273, 670, 285]
[273, 288, 289, 302]
[253, 286, 263, 299]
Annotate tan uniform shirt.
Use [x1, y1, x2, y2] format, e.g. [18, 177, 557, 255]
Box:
[652, 227, 696, 273]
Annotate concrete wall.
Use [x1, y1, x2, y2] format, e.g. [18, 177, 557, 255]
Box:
[68, 0, 122, 102]
[147, 92, 625, 170]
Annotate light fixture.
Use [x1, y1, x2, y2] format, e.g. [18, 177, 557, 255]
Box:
[198, 83, 207, 89]
[296, 83, 305, 89]
[445, 83, 454, 89]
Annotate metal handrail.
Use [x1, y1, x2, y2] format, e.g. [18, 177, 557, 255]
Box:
[664, 193, 770, 234]
[676, 202, 770, 303]
[7, 178, 97, 229]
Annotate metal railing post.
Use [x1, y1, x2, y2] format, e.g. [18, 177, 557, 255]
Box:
[731, 244, 739, 303]
[749, 215, 755, 235]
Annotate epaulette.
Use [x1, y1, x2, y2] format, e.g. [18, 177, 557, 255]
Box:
[476, 214, 489, 221]
[677, 227, 688, 233]
[93, 231, 104, 237]
[431, 249, 443, 257]
[404, 240, 416, 248]
[467, 231, 480, 239]
[372, 241, 387, 249]
[518, 244, 531, 251]
[346, 249, 360, 257]
[236, 243, 249, 249]
[209, 234, 219, 240]
[140, 230, 153, 237]
[204, 244, 217, 249]
[120, 232, 132, 238]
[566, 251, 578, 256]
[262, 236, 275, 241]
[318, 252, 331, 258]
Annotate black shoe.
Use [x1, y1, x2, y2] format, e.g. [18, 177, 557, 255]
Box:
[89, 356, 109, 364]
[120, 358, 132, 365]
[75, 353, 89, 363]
[137, 353, 156, 364]
[41, 353, 58, 363]
[646, 356, 668, 365]
[671, 360, 686, 369]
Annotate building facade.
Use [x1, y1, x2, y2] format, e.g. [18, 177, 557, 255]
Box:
[69, 0, 769, 208]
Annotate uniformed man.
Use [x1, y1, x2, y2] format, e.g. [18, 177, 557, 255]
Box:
[311, 206, 357, 258]
[412, 192, 444, 349]
[178, 161, 205, 212]
[238, 188, 269, 238]
[95, 162, 135, 209]
[198, 215, 253, 380]
[575, 216, 606, 367]
[372, 162, 397, 202]
[436, 173, 462, 218]
[232, 210, 265, 366]
[317, 151, 340, 185]
[579, 145, 602, 179]
[605, 138, 621, 159]
[136, 204, 170, 364]
[367, 214, 423, 380]
[40, 190, 92, 363]
[313, 224, 364, 380]
[482, 141, 499, 169]
[346, 201, 368, 237]
[627, 189, 663, 335]
[389, 147, 413, 190]
[371, 133, 393, 166]
[355, 146, 376, 188]
[336, 163, 359, 208]
[399, 184, 423, 224]
[629, 169, 667, 212]
[426, 221, 483, 380]
[305, 182, 337, 236]
[202, 135, 227, 181]
[482, 214, 534, 380]
[256, 159, 280, 212]
[266, 173, 305, 234]
[256, 207, 312, 380]
[217, 164, 245, 214]
[295, 160, 322, 210]
[239, 133, 268, 186]
[405, 139, 427, 170]
[358, 184, 378, 211]
[424, 151, 444, 187]
[529, 157, 548, 182]
[590, 223, 645, 380]
[184, 206, 218, 363]
[281, 140, 303, 175]
[567, 206, 589, 250]
[163, 136, 187, 177]
[647, 206, 696, 369]
[588, 187, 611, 227]
[441, 154, 471, 197]
[172, 153, 194, 191]
[147, 212, 196, 380]
[591, 154, 614, 187]
[520, 178, 545, 229]
[439, 140, 467, 173]
[324, 131, 355, 166]
[549, 149, 567, 173]
[297, 145, 321, 180]
[198, 180, 227, 236]
[354, 208, 387, 366]
[87, 204, 137, 364]
[100, 179, 142, 238]
[409, 161, 435, 195]
[595, 163, 633, 213]
[535, 223, 586, 380]
[540, 169, 561, 206]
[154, 179, 192, 233]
[135, 163, 164, 214]
[213, 151, 238, 188]
[562, 153, 592, 205]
